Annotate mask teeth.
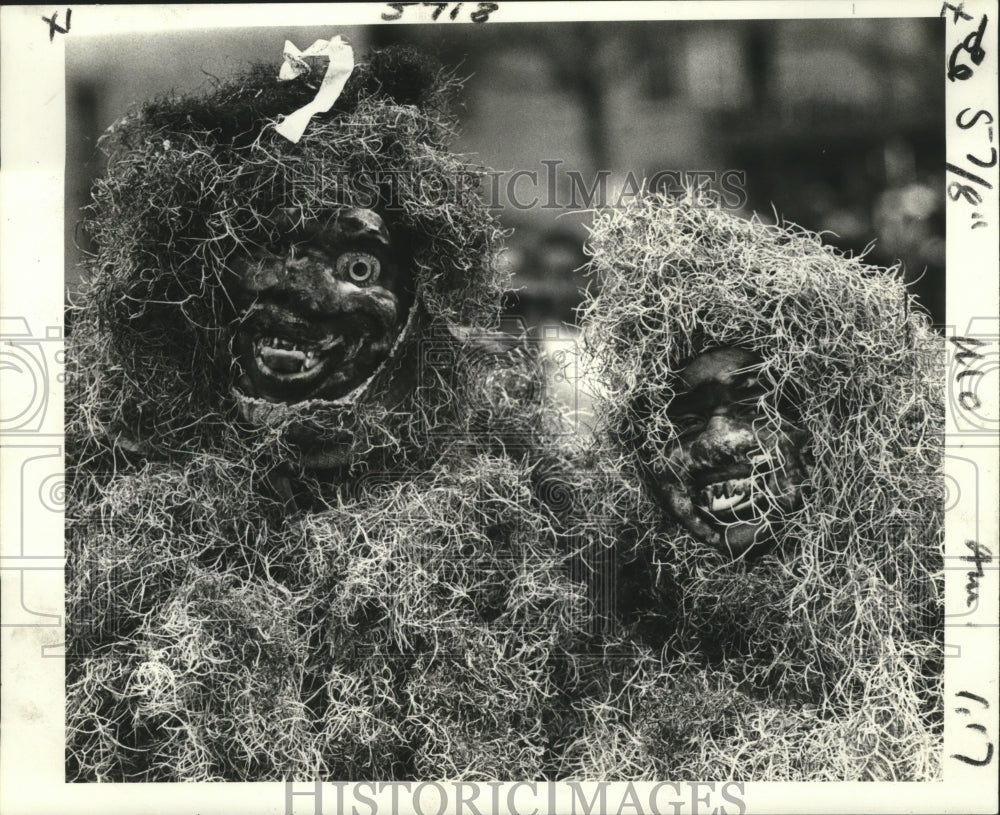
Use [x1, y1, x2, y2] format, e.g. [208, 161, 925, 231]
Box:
[721, 478, 750, 498]
[257, 335, 344, 354]
[256, 343, 315, 374]
[699, 478, 752, 509]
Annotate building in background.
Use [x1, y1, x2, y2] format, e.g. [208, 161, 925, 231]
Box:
[67, 18, 944, 325]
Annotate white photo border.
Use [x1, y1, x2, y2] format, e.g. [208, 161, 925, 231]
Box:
[1, 2, 996, 813]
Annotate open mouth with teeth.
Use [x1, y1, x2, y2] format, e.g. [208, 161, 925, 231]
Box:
[654, 441, 809, 554]
[694, 475, 768, 524]
[691, 452, 776, 526]
[234, 320, 389, 403]
[655, 446, 808, 554]
[253, 333, 364, 380]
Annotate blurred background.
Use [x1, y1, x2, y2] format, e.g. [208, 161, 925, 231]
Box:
[66, 18, 946, 335]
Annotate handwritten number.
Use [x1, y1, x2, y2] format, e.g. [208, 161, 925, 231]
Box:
[948, 181, 983, 205]
[953, 743, 995, 767]
[951, 110, 995, 229]
[956, 691, 990, 707]
[967, 147, 998, 169]
[382, 2, 417, 21]
[946, 161, 992, 189]
[384, 1, 493, 21]
[471, 2, 499, 23]
[959, 391, 982, 410]
[952, 692, 994, 767]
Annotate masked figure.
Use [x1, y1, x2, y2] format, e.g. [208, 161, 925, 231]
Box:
[65, 45, 583, 781]
[573, 195, 944, 780]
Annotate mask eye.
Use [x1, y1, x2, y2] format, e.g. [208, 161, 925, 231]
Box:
[336, 252, 381, 284]
[732, 379, 767, 410]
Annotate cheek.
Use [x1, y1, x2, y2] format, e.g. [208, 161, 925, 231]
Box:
[775, 429, 812, 476]
[325, 283, 403, 325]
[756, 424, 810, 463]
[645, 436, 694, 487]
[233, 256, 285, 293]
[664, 435, 693, 467]
[361, 286, 405, 325]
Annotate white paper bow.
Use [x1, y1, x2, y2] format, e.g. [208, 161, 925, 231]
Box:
[274, 35, 354, 144]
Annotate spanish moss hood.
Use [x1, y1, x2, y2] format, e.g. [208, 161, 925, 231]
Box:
[70, 46, 508, 463]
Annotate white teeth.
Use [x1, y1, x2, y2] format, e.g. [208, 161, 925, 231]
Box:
[251, 332, 358, 376]
[718, 478, 750, 497]
[699, 477, 753, 511]
[256, 335, 348, 353]
[710, 493, 750, 512]
[257, 337, 301, 351]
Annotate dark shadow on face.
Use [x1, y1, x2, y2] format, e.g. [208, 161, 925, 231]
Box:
[230, 207, 415, 403]
[643, 348, 810, 555]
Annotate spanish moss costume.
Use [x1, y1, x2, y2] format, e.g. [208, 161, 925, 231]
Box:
[572, 195, 944, 780]
[66, 44, 586, 781]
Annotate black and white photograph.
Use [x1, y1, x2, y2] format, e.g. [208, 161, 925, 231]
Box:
[1, 3, 997, 814]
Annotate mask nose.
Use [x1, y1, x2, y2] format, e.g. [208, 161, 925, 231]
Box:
[282, 249, 329, 279]
[236, 248, 329, 294]
[690, 414, 756, 463]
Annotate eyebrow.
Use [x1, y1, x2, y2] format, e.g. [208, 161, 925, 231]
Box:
[667, 369, 765, 415]
[332, 210, 391, 246]
[286, 210, 391, 250]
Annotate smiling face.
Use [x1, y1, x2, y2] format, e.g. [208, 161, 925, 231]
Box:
[645, 348, 810, 555]
[231, 208, 414, 403]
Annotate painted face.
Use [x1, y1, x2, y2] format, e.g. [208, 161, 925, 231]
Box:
[231, 208, 414, 403]
[648, 348, 810, 554]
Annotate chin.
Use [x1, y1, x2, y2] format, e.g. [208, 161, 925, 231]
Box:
[710, 517, 777, 555]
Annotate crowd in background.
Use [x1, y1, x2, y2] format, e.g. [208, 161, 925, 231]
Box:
[67, 19, 945, 327]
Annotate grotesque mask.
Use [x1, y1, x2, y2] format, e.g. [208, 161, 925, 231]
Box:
[232, 207, 415, 403]
[647, 347, 810, 554]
